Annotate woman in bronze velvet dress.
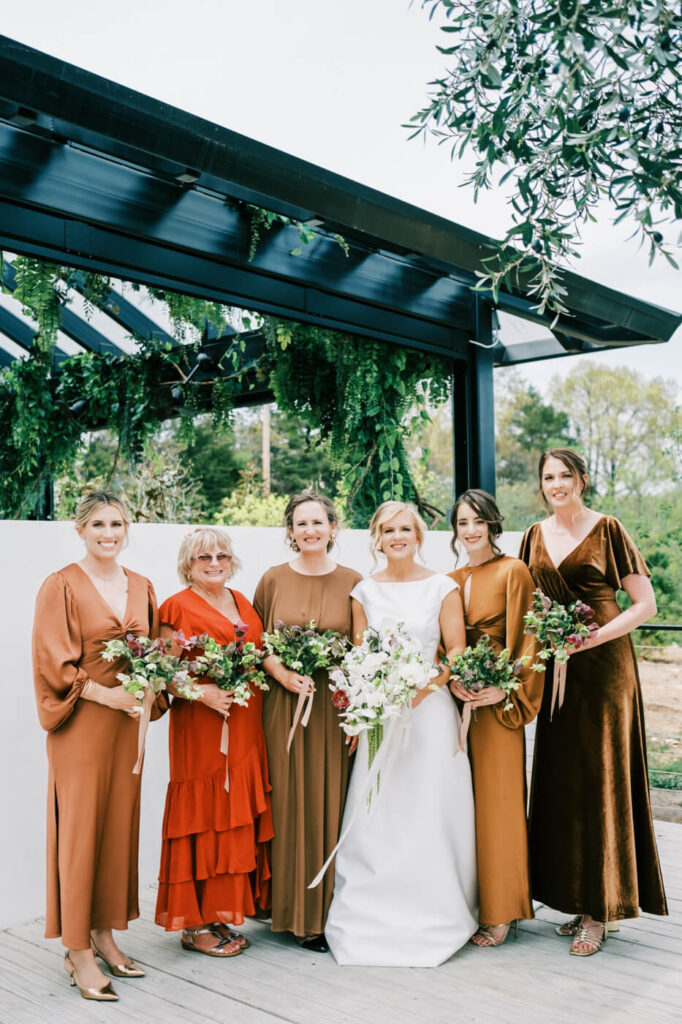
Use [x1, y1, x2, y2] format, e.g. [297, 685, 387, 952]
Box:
[520, 449, 667, 956]
[32, 492, 163, 1001]
[449, 490, 544, 947]
[253, 491, 361, 952]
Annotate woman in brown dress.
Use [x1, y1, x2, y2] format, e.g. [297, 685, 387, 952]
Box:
[155, 527, 273, 956]
[449, 490, 544, 947]
[253, 490, 361, 951]
[520, 448, 667, 956]
[32, 491, 162, 1001]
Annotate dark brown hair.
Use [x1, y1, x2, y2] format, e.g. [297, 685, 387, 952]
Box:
[538, 448, 589, 509]
[450, 489, 504, 558]
[285, 490, 338, 552]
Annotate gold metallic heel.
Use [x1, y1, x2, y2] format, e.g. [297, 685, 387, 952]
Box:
[64, 952, 119, 1001]
[91, 938, 145, 977]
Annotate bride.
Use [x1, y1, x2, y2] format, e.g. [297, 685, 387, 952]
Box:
[325, 501, 478, 966]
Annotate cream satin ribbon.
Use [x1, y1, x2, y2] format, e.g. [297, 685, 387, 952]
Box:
[458, 700, 474, 751]
[132, 688, 155, 774]
[286, 675, 315, 752]
[220, 714, 230, 791]
[549, 659, 568, 720]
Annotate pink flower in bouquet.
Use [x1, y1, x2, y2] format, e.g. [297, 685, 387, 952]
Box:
[331, 688, 350, 710]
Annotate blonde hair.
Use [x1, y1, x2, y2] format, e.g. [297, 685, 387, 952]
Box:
[177, 527, 242, 585]
[74, 491, 130, 532]
[369, 501, 427, 564]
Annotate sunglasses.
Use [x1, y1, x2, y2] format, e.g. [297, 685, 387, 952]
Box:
[192, 553, 232, 564]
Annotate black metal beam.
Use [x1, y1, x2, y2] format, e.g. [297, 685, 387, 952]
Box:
[0, 304, 70, 364]
[451, 299, 496, 497]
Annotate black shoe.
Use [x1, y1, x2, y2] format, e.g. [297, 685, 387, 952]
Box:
[299, 933, 329, 953]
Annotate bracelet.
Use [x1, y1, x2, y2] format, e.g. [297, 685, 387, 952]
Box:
[82, 679, 104, 703]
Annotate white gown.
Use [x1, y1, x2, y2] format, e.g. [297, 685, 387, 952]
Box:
[325, 574, 478, 967]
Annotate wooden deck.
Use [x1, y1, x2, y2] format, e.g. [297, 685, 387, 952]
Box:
[1, 820, 680, 1024]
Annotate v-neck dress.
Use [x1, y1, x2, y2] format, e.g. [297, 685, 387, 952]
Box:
[520, 516, 667, 920]
[449, 556, 544, 926]
[155, 587, 273, 930]
[32, 562, 160, 949]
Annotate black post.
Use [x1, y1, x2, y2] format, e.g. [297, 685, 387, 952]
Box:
[451, 297, 496, 498]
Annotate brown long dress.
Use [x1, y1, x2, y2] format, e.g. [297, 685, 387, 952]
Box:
[520, 516, 668, 921]
[450, 556, 544, 926]
[155, 588, 273, 930]
[253, 562, 361, 937]
[32, 563, 161, 949]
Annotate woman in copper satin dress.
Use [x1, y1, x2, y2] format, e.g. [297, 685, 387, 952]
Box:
[449, 489, 544, 947]
[155, 527, 273, 956]
[520, 448, 667, 956]
[32, 492, 161, 1001]
[254, 491, 361, 951]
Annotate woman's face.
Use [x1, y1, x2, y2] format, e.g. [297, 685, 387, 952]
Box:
[380, 510, 419, 562]
[189, 548, 233, 588]
[541, 456, 585, 510]
[77, 505, 127, 561]
[289, 500, 333, 555]
[455, 502, 493, 558]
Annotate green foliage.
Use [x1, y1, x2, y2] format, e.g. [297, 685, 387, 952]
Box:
[412, 1, 682, 315]
[262, 318, 452, 527]
[245, 205, 350, 262]
[215, 467, 288, 527]
[496, 369, 574, 487]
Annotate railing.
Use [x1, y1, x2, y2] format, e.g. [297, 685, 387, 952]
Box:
[633, 624, 681, 791]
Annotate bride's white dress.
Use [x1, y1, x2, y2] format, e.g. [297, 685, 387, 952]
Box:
[325, 574, 478, 967]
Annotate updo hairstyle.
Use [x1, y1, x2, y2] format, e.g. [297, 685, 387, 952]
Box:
[450, 489, 504, 559]
[74, 491, 131, 533]
[369, 500, 427, 564]
[538, 448, 589, 509]
[284, 490, 339, 552]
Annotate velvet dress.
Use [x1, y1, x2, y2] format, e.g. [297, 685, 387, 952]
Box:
[253, 563, 361, 938]
[519, 516, 668, 921]
[32, 563, 161, 950]
[155, 588, 273, 931]
[450, 556, 544, 927]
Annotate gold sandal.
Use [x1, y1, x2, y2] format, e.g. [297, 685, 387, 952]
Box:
[470, 920, 519, 947]
[569, 921, 618, 956]
[91, 937, 145, 977]
[64, 953, 118, 1001]
[559, 915, 619, 939]
[181, 926, 243, 957]
[210, 922, 250, 950]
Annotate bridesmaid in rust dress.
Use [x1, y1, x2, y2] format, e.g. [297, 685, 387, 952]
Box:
[449, 490, 544, 947]
[520, 448, 667, 956]
[32, 492, 161, 1001]
[254, 491, 361, 951]
[155, 527, 273, 956]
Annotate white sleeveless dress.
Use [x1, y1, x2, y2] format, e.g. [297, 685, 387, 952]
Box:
[325, 574, 478, 966]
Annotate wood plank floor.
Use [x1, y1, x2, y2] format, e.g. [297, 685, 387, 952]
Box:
[1, 820, 680, 1024]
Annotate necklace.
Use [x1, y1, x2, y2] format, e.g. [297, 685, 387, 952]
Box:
[81, 561, 121, 583]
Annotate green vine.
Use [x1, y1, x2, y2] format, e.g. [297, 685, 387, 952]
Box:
[262, 318, 451, 526]
[245, 204, 349, 261]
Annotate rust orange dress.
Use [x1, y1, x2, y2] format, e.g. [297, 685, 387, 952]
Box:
[520, 516, 668, 920]
[32, 563, 160, 950]
[155, 587, 273, 931]
[450, 556, 544, 926]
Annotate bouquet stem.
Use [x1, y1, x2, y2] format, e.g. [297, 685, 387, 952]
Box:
[132, 688, 155, 774]
[367, 721, 384, 770]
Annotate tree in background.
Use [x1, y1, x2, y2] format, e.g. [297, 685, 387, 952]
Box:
[412, 1, 682, 315]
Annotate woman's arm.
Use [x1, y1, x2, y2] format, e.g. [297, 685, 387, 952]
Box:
[575, 573, 656, 652]
[414, 587, 465, 709]
[351, 597, 367, 646]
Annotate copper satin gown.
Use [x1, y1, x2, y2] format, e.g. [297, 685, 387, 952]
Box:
[450, 555, 544, 926]
[520, 516, 667, 920]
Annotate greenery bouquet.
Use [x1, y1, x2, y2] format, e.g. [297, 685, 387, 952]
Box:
[447, 634, 530, 747]
[523, 589, 598, 716]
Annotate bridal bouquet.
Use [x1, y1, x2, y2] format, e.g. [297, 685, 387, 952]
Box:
[447, 634, 530, 746]
[329, 622, 438, 772]
[177, 623, 268, 791]
[102, 633, 201, 773]
[261, 621, 349, 749]
[523, 589, 598, 716]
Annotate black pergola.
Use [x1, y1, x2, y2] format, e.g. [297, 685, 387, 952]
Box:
[1, 34, 680, 498]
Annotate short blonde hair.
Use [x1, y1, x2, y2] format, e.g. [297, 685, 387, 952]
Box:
[74, 491, 130, 532]
[177, 527, 242, 586]
[369, 501, 427, 563]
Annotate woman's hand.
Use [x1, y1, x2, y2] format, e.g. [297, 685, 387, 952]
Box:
[198, 683, 234, 716]
[100, 684, 141, 718]
[450, 679, 474, 702]
[469, 685, 506, 709]
[278, 670, 315, 696]
[346, 735, 359, 754]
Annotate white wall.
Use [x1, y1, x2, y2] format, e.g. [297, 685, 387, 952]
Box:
[0, 521, 522, 929]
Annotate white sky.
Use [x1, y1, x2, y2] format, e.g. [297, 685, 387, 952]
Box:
[2, 0, 681, 395]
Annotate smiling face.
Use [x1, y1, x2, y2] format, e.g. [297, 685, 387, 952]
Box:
[189, 548, 233, 588]
[379, 509, 420, 562]
[455, 501, 494, 560]
[77, 504, 127, 562]
[288, 500, 334, 555]
[541, 455, 586, 511]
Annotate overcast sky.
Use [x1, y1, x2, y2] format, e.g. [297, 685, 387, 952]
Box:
[2, 0, 681, 394]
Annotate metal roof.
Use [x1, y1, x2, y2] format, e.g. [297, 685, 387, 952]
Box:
[0, 33, 679, 372]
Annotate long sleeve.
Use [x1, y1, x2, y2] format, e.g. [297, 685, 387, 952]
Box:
[32, 572, 89, 732]
[493, 560, 545, 730]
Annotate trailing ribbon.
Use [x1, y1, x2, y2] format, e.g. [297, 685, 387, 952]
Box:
[220, 714, 230, 791]
[458, 701, 473, 752]
[286, 675, 315, 752]
[550, 659, 568, 720]
[132, 687, 155, 774]
[307, 711, 409, 889]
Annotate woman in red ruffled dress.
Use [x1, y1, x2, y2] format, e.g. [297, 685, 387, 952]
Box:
[155, 527, 273, 957]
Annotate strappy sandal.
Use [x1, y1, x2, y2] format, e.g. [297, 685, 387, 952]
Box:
[210, 922, 250, 950]
[181, 926, 243, 957]
[569, 921, 608, 957]
[470, 920, 519, 947]
[556, 914, 583, 937]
